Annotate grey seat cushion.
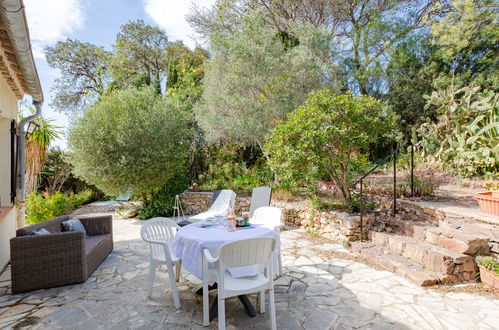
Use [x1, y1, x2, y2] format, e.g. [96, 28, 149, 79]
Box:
[85, 234, 112, 256]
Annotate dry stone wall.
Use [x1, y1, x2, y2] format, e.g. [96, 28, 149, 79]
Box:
[180, 191, 373, 242]
[179, 192, 211, 215]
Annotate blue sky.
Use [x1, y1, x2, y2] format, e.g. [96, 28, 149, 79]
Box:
[23, 0, 214, 149]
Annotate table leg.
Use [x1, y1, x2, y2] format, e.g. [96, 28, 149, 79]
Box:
[196, 282, 217, 296]
[209, 295, 257, 321]
[238, 295, 257, 317]
[209, 296, 218, 321]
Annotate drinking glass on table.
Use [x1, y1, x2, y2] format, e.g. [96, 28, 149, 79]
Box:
[215, 215, 224, 229]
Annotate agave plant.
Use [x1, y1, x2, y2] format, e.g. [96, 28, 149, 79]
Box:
[22, 112, 61, 195]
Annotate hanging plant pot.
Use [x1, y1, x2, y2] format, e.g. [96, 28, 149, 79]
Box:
[474, 192, 499, 217]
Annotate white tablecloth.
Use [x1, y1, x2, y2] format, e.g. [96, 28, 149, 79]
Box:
[172, 221, 280, 279]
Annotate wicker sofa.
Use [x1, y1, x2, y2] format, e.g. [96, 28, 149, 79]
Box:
[10, 214, 113, 293]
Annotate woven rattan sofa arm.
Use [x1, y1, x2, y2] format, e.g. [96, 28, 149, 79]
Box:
[10, 231, 87, 293]
[80, 215, 113, 236]
[10, 231, 86, 260]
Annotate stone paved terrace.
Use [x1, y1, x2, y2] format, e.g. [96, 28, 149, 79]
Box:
[403, 184, 499, 225]
[369, 181, 498, 225]
[1, 218, 498, 329]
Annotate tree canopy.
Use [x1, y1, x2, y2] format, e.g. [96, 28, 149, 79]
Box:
[194, 11, 334, 147]
[429, 0, 499, 90]
[45, 40, 110, 113]
[189, 0, 437, 95]
[110, 20, 170, 92]
[45, 0, 498, 206]
[68, 87, 190, 196]
[45, 21, 191, 114]
[265, 90, 395, 200]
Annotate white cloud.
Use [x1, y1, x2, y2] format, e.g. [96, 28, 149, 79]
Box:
[143, 0, 215, 48]
[23, 0, 84, 58]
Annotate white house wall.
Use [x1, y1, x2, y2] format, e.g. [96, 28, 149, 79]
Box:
[0, 72, 19, 269]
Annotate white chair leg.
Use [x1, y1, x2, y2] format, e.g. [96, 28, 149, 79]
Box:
[218, 297, 225, 330]
[166, 262, 181, 309]
[278, 250, 283, 276]
[203, 280, 209, 326]
[175, 261, 182, 282]
[146, 259, 158, 298]
[259, 291, 265, 313]
[269, 287, 276, 330]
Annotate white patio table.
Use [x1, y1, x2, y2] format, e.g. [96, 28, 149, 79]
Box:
[172, 220, 281, 321]
[172, 220, 280, 279]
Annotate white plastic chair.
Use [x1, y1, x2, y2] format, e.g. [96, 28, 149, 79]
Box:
[249, 187, 272, 218]
[252, 207, 284, 276]
[202, 238, 277, 330]
[140, 217, 182, 309]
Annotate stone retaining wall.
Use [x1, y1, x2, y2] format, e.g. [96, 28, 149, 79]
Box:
[271, 199, 374, 242]
[180, 191, 373, 242]
[179, 192, 211, 215]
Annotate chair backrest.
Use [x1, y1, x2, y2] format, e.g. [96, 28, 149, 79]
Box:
[219, 238, 275, 269]
[210, 190, 222, 206]
[209, 189, 236, 213]
[249, 187, 272, 217]
[140, 217, 180, 259]
[252, 207, 282, 228]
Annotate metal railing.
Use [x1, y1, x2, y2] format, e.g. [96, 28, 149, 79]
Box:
[352, 143, 415, 241]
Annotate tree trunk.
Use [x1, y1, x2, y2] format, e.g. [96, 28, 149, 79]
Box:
[24, 140, 47, 196]
[324, 165, 351, 201]
[255, 138, 279, 185]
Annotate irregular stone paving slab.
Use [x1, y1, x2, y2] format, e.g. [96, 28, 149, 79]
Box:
[0, 218, 498, 329]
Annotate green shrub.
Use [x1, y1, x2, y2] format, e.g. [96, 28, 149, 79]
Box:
[49, 192, 74, 216]
[311, 197, 344, 212]
[68, 190, 94, 208]
[26, 190, 95, 224]
[200, 162, 273, 194]
[345, 192, 375, 213]
[25, 193, 51, 224]
[397, 174, 439, 197]
[138, 172, 190, 219]
[311, 192, 375, 214]
[265, 89, 395, 201]
[477, 256, 499, 275]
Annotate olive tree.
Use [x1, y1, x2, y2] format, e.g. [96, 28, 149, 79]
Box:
[194, 11, 338, 148]
[68, 87, 190, 196]
[265, 89, 395, 200]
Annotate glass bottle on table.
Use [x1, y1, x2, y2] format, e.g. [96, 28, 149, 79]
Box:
[227, 207, 236, 232]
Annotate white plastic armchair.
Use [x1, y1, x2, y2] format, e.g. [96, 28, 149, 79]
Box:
[202, 238, 277, 330]
[252, 207, 284, 275]
[140, 217, 182, 309]
[252, 207, 283, 229]
[249, 187, 272, 218]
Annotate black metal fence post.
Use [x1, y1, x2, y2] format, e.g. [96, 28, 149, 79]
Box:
[393, 144, 397, 215]
[411, 144, 414, 197]
[359, 178, 363, 242]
